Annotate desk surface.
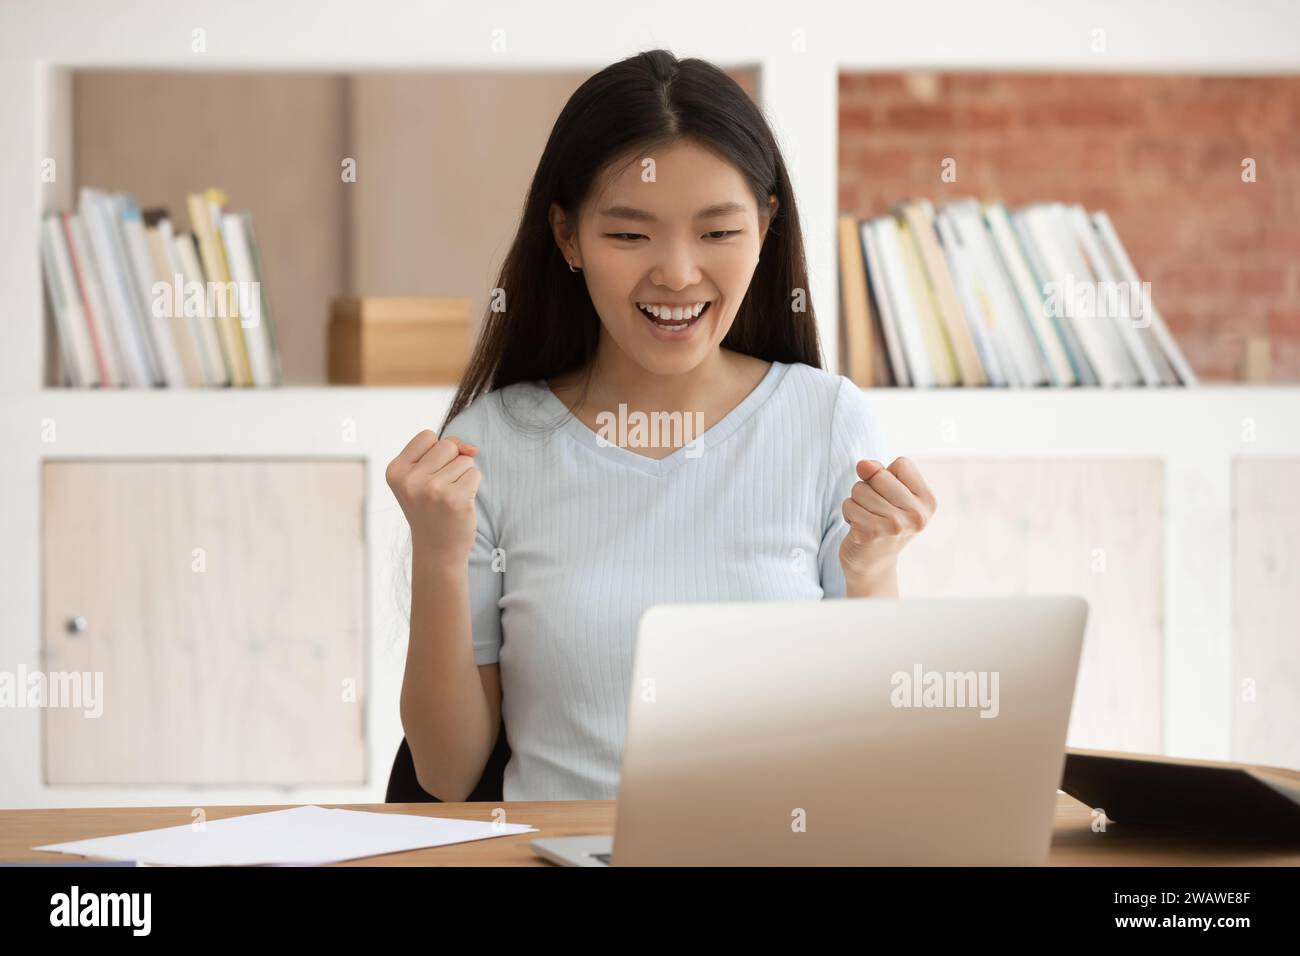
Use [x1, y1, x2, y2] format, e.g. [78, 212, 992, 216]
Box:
[3, 792, 1296, 866]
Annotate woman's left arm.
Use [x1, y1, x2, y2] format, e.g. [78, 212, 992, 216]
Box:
[839, 456, 936, 598]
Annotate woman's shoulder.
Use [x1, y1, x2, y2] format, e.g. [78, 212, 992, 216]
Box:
[774, 361, 883, 445]
[441, 379, 554, 445]
[781, 360, 847, 391]
[774, 360, 859, 413]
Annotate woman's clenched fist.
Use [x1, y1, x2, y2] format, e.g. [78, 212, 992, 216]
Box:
[385, 431, 481, 565]
[839, 456, 935, 590]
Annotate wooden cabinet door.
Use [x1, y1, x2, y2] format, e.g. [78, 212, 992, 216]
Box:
[42, 460, 366, 784]
[897, 458, 1164, 754]
[1233, 458, 1300, 770]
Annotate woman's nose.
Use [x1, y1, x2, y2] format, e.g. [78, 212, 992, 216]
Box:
[651, 248, 702, 290]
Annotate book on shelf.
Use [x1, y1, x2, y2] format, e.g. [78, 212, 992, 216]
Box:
[837, 214, 892, 387]
[837, 198, 1198, 388]
[898, 200, 987, 387]
[40, 186, 285, 388]
[868, 216, 935, 387]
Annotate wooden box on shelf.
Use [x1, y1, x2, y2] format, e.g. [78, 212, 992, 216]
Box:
[328, 296, 473, 384]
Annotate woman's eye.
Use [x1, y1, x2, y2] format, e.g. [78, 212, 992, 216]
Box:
[607, 231, 741, 241]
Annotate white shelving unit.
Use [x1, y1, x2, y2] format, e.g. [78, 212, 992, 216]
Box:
[2, 0, 1298, 808]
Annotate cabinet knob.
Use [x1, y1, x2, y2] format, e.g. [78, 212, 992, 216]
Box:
[65, 615, 87, 635]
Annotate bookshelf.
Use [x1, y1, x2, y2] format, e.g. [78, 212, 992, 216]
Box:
[4, 0, 1299, 809]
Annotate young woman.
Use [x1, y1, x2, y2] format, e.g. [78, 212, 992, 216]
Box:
[386, 50, 936, 802]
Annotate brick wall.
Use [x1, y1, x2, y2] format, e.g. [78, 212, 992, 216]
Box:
[838, 73, 1300, 382]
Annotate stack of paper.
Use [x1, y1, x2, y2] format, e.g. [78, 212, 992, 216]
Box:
[34, 805, 537, 866]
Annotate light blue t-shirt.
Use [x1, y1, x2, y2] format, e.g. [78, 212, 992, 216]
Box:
[439, 359, 890, 800]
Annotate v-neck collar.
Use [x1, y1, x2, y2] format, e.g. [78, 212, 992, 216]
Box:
[537, 360, 790, 477]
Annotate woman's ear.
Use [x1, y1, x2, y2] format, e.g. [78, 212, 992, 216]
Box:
[549, 201, 579, 267]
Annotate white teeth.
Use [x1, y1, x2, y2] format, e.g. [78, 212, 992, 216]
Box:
[637, 302, 708, 320]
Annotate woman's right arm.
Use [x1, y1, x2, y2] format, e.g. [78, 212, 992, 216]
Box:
[386, 430, 499, 802]
[401, 554, 501, 801]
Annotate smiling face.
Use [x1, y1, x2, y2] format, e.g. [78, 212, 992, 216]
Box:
[551, 138, 777, 378]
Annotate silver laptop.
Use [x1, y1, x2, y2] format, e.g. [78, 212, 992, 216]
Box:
[530, 594, 1088, 866]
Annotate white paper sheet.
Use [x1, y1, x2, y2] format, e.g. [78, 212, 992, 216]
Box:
[34, 805, 538, 866]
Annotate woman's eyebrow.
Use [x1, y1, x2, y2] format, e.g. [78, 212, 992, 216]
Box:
[598, 201, 748, 222]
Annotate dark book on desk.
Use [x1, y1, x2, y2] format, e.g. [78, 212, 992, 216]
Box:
[1061, 748, 1300, 840]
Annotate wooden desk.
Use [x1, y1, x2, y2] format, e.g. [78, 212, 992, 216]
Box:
[2, 792, 1297, 866]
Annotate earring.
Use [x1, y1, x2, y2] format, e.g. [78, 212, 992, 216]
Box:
[568, 259, 580, 273]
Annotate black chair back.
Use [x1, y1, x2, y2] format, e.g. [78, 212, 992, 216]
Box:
[385, 720, 511, 803]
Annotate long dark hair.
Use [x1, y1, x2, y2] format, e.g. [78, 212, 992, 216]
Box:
[438, 48, 825, 435]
